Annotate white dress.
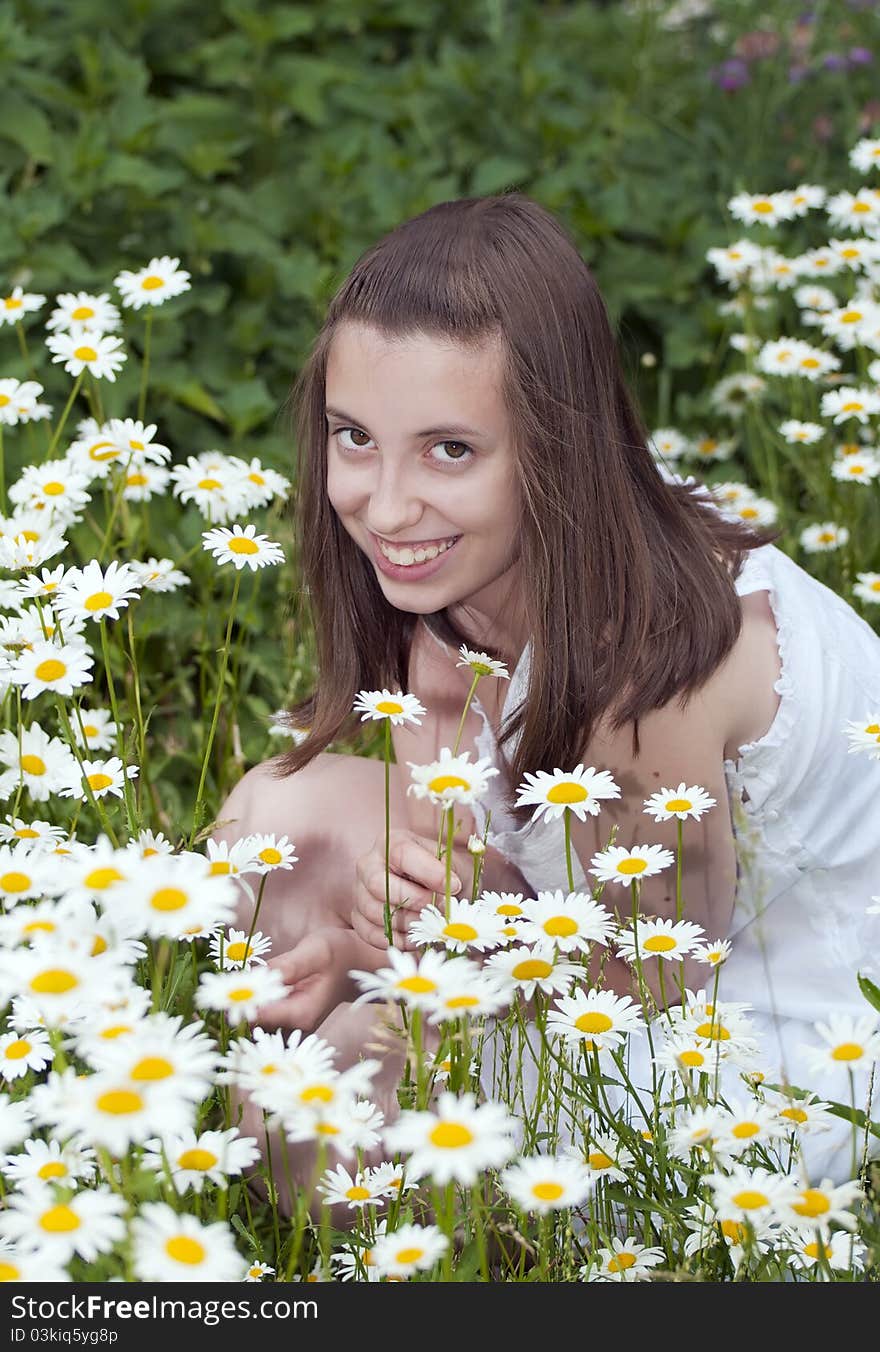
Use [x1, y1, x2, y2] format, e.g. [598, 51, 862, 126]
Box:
[424, 543, 880, 1181]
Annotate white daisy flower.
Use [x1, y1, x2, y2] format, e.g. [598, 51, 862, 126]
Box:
[704, 1165, 800, 1226]
[0, 1184, 125, 1263]
[131, 1203, 246, 1282]
[831, 452, 880, 483]
[201, 523, 285, 571]
[127, 557, 189, 594]
[383, 1091, 517, 1186]
[649, 427, 690, 460]
[49, 837, 135, 909]
[114, 256, 191, 310]
[483, 942, 579, 1000]
[54, 559, 143, 625]
[143, 1127, 260, 1194]
[370, 1222, 449, 1278]
[546, 987, 645, 1049]
[514, 763, 622, 823]
[779, 419, 825, 444]
[0, 379, 50, 428]
[129, 828, 175, 860]
[706, 239, 763, 284]
[652, 1032, 725, 1078]
[517, 889, 615, 953]
[784, 1228, 866, 1276]
[170, 453, 251, 524]
[109, 852, 239, 941]
[790, 183, 826, 213]
[615, 916, 704, 964]
[103, 417, 172, 466]
[227, 455, 291, 509]
[203, 836, 257, 879]
[0, 721, 78, 802]
[821, 299, 880, 351]
[58, 756, 139, 803]
[788, 1177, 863, 1234]
[693, 938, 732, 967]
[0, 817, 66, 852]
[575, 1133, 635, 1185]
[799, 1011, 880, 1074]
[642, 781, 717, 822]
[828, 237, 880, 271]
[0, 1094, 34, 1152]
[800, 521, 849, 553]
[122, 463, 170, 502]
[39, 1067, 191, 1154]
[2, 1137, 96, 1187]
[350, 946, 450, 1011]
[849, 137, 880, 174]
[68, 706, 117, 754]
[770, 1090, 837, 1136]
[826, 188, 880, 232]
[426, 965, 510, 1024]
[728, 191, 796, 228]
[688, 433, 736, 463]
[82, 1011, 220, 1096]
[501, 1153, 593, 1214]
[713, 1097, 787, 1157]
[0, 940, 129, 1028]
[407, 897, 508, 953]
[821, 385, 880, 424]
[238, 832, 298, 875]
[45, 292, 121, 335]
[352, 688, 426, 726]
[317, 1162, 386, 1209]
[406, 745, 499, 808]
[0, 844, 53, 905]
[6, 639, 93, 701]
[0, 288, 46, 326]
[455, 645, 511, 680]
[582, 1236, 666, 1282]
[44, 329, 126, 381]
[0, 1028, 53, 1080]
[195, 965, 287, 1024]
[589, 843, 676, 887]
[844, 714, 880, 758]
[756, 338, 806, 376]
[208, 927, 271, 970]
[793, 283, 838, 311]
[243, 1261, 275, 1282]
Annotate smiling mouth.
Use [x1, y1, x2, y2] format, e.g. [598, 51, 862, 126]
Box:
[374, 534, 461, 564]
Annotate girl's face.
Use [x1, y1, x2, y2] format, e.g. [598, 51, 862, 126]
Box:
[325, 321, 525, 651]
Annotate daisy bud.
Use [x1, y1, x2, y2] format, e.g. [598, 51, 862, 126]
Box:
[467, 834, 486, 855]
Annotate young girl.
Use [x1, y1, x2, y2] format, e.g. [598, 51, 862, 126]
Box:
[212, 192, 880, 1200]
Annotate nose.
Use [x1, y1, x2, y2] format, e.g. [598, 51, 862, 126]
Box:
[364, 462, 422, 538]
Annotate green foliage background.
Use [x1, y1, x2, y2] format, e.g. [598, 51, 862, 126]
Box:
[2, 0, 879, 824]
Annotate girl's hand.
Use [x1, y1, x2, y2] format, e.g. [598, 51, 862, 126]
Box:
[253, 926, 374, 1033]
[351, 827, 474, 951]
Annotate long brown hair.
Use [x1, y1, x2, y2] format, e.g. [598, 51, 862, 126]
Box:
[270, 192, 781, 827]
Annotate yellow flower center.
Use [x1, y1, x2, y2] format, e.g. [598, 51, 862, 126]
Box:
[443, 923, 478, 941]
[345, 1186, 371, 1201]
[34, 659, 66, 682]
[574, 1011, 614, 1034]
[0, 871, 31, 893]
[678, 1049, 706, 1067]
[831, 1042, 863, 1061]
[511, 959, 553, 981]
[177, 1149, 219, 1172]
[394, 1247, 424, 1265]
[210, 861, 231, 874]
[801, 357, 820, 368]
[96, 1089, 144, 1115]
[73, 346, 98, 362]
[731, 1189, 768, 1210]
[149, 887, 188, 912]
[695, 1021, 729, 1040]
[608, 1252, 637, 1271]
[85, 590, 113, 611]
[40, 1205, 80, 1234]
[752, 200, 773, 213]
[445, 994, 479, 1009]
[14, 828, 39, 838]
[226, 941, 250, 961]
[165, 1237, 206, 1265]
[396, 975, 437, 994]
[721, 1219, 746, 1243]
[780, 1106, 808, 1124]
[532, 1181, 565, 1201]
[588, 1151, 613, 1170]
[665, 798, 692, 811]
[71, 305, 94, 320]
[429, 1122, 473, 1149]
[198, 478, 222, 490]
[4, 1039, 31, 1060]
[617, 858, 647, 875]
[30, 968, 78, 994]
[141, 275, 166, 291]
[840, 402, 864, 413]
[543, 916, 578, 938]
[546, 782, 589, 803]
[127, 473, 148, 486]
[497, 903, 522, 917]
[84, 866, 125, 890]
[100, 1024, 132, 1040]
[131, 1056, 174, 1081]
[803, 1240, 831, 1260]
[90, 935, 107, 956]
[228, 987, 254, 1003]
[792, 1189, 830, 1218]
[24, 921, 55, 934]
[852, 201, 871, 213]
[4, 297, 23, 309]
[43, 482, 65, 497]
[643, 935, 676, 952]
[428, 774, 469, 793]
[300, 1084, 334, 1103]
[249, 472, 265, 485]
[375, 700, 404, 715]
[259, 847, 282, 865]
[229, 537, 259, 555]
[841, 310, 863, 323]
[38, 1162, 67, 1179]
[731, 1121, 760, 1139]
[87, 773, 113, 791]
[21, 754, 47, 776]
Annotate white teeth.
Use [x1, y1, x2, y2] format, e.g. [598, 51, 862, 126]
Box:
[379, 536, 457, 566]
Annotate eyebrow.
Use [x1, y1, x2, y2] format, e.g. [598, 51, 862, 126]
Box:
[325, 406, 486, 440]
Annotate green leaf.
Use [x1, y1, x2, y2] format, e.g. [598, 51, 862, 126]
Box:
[168, 380, 229, 425]
[0, 92, 54, 162]
[858, 972, 880, 1015]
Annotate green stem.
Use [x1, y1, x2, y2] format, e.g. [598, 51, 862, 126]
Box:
[99, 617, 138, 836]
[189, 569, 242, 847]
[45, 370, 85, 461]
[138, 311, 153, 422]
[384, 718, 393, 945]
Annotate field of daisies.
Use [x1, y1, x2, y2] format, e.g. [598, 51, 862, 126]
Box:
[1, 127, 880, 1283]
